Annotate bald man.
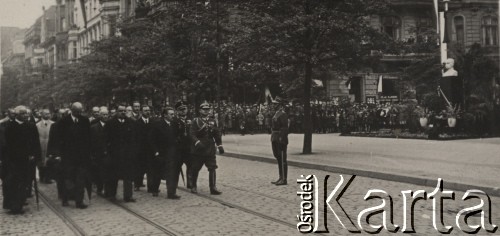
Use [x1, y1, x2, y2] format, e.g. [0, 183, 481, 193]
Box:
[54, 102, 91, 209]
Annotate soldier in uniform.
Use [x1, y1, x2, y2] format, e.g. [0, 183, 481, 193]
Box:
[174, 101, 193, 189]
[189, 102, 224, 195]
[270, 97, 289, 186]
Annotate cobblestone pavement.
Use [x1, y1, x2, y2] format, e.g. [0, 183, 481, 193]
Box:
[1, 154, 499, 235]
[0, 183, 75, 236]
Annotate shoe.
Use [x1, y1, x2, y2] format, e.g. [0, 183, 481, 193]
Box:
[274, 180, 287, 186]
[9, 209, 25, 215]
[107, 196, 117, 201]
[210, 188, 222, 195]
[62, 201, 69, 207]
[96, 191, 104, 197]
[23, 201, 29, 206]
[140, 183, 146, 187]
[152, 192, 158, 197]
[167, 194, 181, 200]
[76, 203, 88, 209]
[190, 187, 197, 194]
[124, 198, 136, 203]
[271, 178, 282, 184]
[134, 187, 140, 192]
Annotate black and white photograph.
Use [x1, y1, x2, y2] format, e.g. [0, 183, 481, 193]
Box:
[0, 0, 499, 235]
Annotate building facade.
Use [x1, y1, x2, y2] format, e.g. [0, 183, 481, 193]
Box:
[326, 0, 499, 105]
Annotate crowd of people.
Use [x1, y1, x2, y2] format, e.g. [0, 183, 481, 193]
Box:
[215, 102, 412, 135]
[0, 100, 225, 214]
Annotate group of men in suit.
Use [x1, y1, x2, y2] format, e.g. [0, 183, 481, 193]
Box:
[0, 100, 225, 214]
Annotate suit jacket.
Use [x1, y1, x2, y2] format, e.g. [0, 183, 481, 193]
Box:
[36, 119, 54, 165]
[90, 121, 107, 161]
[190, 117, 222, 156]
[149, 119, 177, 160]
[54, 115, 91, 166]
[136, 117, 154, 158]
[106, 117, 137, 179]
[271, 110, 289, 144]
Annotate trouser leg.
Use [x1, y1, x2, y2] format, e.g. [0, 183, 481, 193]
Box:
[166, 157, 180, 196]
[281, 143, 288, 181]
[76, 167, 86, 204]
[123, 180, 133, 200]
[271, 142, 283, 180]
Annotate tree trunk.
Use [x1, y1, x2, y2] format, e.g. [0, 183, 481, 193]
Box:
[302, 60, 313, 154]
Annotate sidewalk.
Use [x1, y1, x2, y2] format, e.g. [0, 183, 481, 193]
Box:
[221, 133, 500, 196]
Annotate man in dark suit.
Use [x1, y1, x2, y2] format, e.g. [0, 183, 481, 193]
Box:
[90, 107, 109, 196]
[190, 102, 224, 195]
[149, 107, 180, 199]
[105, 105, 137, 202]
[173, 101, 192, 189]
[2, 105, 41, 214]
[270, 97, 289, 186]
[134, 105, 153, 192]
[1, 108, 15, 210]
[55, 102, 91, 209]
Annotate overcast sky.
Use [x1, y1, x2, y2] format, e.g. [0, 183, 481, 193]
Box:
[0, 0, 56, 29]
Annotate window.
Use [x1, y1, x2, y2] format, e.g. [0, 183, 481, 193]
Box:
[381, 16, 401, 40]
[482, 16, 498, 46]
[416, 16, 433, 43]
[454, 16, 465, 45]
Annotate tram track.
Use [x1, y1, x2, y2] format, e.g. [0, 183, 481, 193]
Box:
[103, 196, 179, 236]
[177, 186, 296, 229]
[37, 188, 87, 236]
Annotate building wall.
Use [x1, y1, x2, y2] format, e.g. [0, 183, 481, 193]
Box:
[328, 0, 499, 104]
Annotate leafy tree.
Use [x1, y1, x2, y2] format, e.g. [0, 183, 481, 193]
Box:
[231, 0, 392, 154]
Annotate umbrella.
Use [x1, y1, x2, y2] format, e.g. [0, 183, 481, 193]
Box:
[33, 175, 40, 210]
[83, 168, 92, 204]
[180, 166, 185, 186]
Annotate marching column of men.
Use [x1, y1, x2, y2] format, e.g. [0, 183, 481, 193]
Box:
[0, 100, 224, 214]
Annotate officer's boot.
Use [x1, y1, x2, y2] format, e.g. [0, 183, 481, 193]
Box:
[271, 164, 283, 184]
[209, 170, 222, 195]
[275, 163, 288, 186]
[190, 172, 198, 194]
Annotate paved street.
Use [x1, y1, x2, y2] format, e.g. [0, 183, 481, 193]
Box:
[222, 133, 500, 193]
[1, 151, 499, 235]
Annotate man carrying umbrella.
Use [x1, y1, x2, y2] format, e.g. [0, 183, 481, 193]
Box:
[2, 105, 41, 214]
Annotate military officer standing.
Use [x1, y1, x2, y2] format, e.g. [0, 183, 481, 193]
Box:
[189, 102, 223, 195]
[270, 97, 289, 186]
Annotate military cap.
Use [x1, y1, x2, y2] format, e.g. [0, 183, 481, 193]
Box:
[199, 102, 211, 109]
[175, 101, 187, 110]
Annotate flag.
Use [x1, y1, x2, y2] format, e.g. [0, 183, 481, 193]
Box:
[377, 75, 383, 93]
[433, 0, 439, 33]
[312, 79, 323, 87]
[79, 0, 87, 28]
[442, 12, 450, 44]
[265, 86, 273, 104]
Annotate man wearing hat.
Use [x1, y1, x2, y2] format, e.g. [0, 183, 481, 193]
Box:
[270, 96, 289, 185]
[174, 101, 193, 189]
[189, 102, 224, 195]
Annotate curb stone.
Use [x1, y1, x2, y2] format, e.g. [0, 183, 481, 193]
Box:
[222, 152, 500, 197]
